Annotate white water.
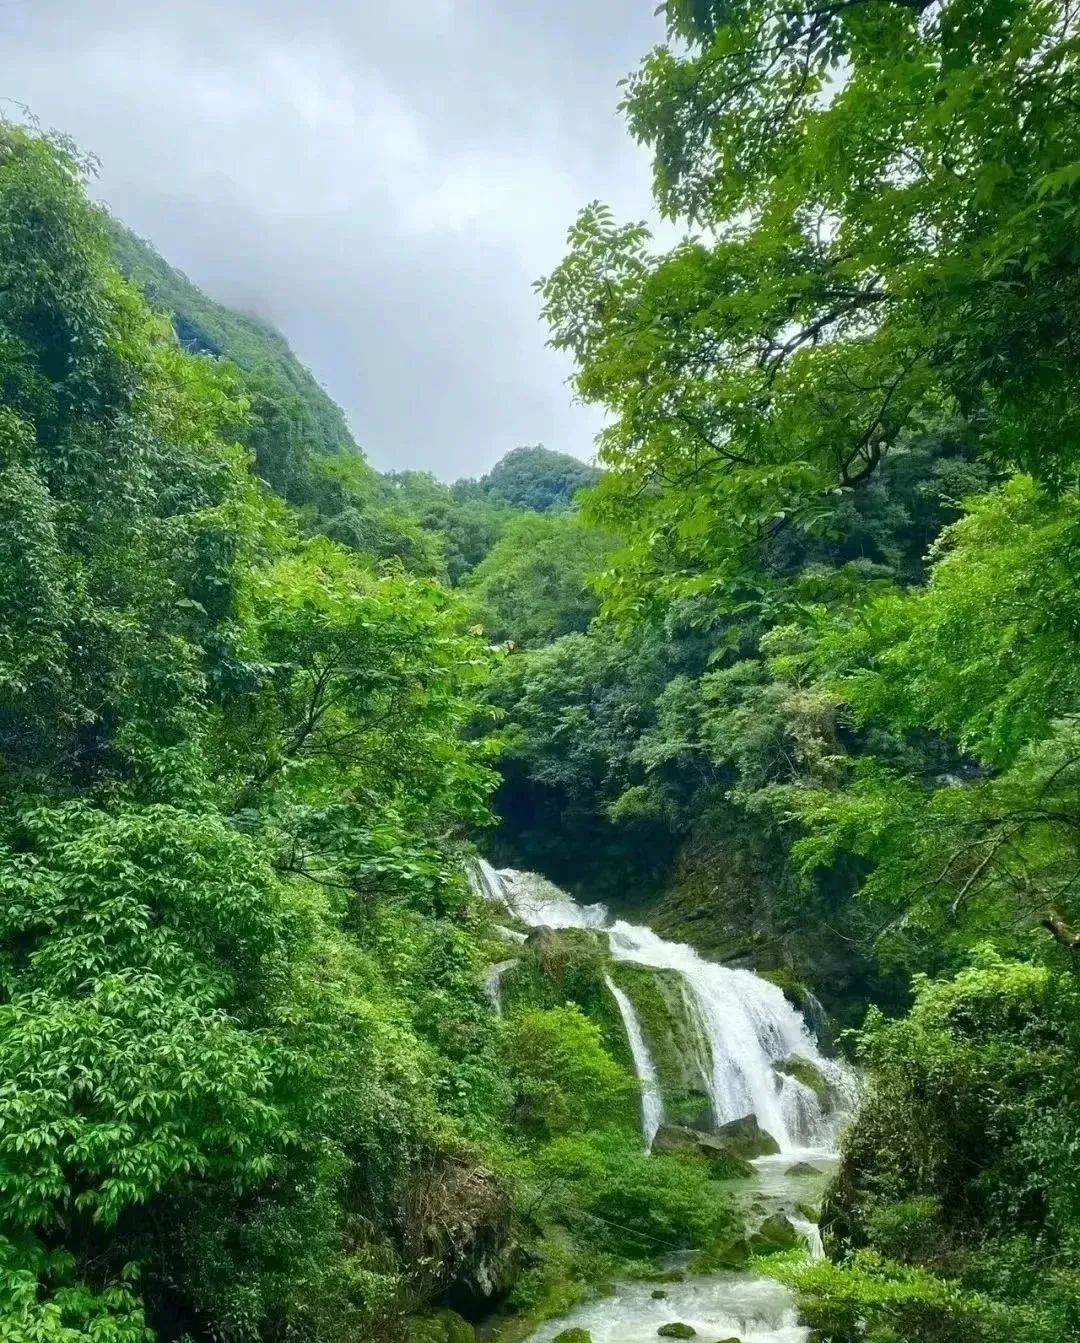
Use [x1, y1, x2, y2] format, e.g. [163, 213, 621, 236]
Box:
[490, 865, 857, 1156]
[472, 859, 851, 1343]
[472, 857, 510, 904]
[605, 974, 664, 1149]
[529, 1274, 808, 1343]
[486, 959, 519, 1014]
[790, 1214, 824, 1261]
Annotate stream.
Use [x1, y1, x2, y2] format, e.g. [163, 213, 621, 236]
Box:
[474, 861, 857, 1343]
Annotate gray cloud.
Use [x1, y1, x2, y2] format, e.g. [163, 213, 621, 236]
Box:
[0, 0, 665, 477]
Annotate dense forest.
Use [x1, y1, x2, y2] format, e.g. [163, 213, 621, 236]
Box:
[2, 0, 1080, 1339]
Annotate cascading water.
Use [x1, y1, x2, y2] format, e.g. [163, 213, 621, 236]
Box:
[604, 973, 664, 1149]
[607, 921, 856, 1153]
[486, 959, 519, 1014]
[473, 859, 856, 1342]
[487, 864, 857, 1155]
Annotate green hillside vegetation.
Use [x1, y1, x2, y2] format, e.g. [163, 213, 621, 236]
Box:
[501, 0, 1080, 1335]
[5, 0, 1080, 1334]
[0, 126, 731, 1343]
[106, 223, 591, 590]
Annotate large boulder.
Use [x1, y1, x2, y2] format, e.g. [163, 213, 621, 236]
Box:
[551, 1331, 593, 1343]
[403, 1157, 514, 1316]
[657, 1325, 696, 1339]
[748, 1213, 801, 1256]
[406, 1310, 475, 1343]
[714, 1113, 781, 1158]
[651, 1124, 755, 1176]
[786, 1161, 823, 1177]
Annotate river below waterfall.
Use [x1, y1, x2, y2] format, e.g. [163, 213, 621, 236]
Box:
[473, 860, 856, 1343]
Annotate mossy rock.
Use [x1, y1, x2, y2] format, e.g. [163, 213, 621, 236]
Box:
[551, 1330, 593, 1343]
[406, 1309, 475, 1343]
[714, 1114, 780, 1158]
[748, 1213, 800, 1257]
[652, 1123, 760, 1171]
[657, 1325, 696, 1339]
[774, 1055, 830, 1102]
[607, 963, 715, 1129]
[797, 1201, 821, 1222]
[785, 1160, 823, 1177]
[651, 1289, 668, 1299]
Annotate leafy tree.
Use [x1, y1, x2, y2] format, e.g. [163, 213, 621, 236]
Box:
[539, 0, 1080, 610]
[465, 512, 616, 646]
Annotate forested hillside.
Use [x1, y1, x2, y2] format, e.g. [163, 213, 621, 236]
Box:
[0, 127, 706, 1343]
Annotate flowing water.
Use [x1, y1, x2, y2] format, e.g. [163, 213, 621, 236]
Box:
[476, 861, 859, 1341]
[491, 867, 857, 1157]
[485, 959, 519, 1014]
[604, 973, 664, 1149]
[528, 1273, 808, 1343]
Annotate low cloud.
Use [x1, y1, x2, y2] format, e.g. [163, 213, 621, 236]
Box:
[0, 0, 666, 477]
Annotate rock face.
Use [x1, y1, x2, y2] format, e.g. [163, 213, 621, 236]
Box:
[651, 1124, 756, 1176]
[657, 1325, 696, 1339]
[713, 1113, 781, 1158]
[403, 1158, 514, 1316]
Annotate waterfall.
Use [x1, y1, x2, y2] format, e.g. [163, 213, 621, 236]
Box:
[604, 974, 664, 1149]
[498, 868, 609, 930]
[474, 862, 858, 1157]
[789, 1213, 825, 1261]
[472, 858, 509, 904]
[608, 920, 854, 1153]
[486, 959, 519, 1014]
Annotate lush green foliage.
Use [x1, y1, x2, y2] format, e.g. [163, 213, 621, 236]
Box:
[0, 124, 732, 1342]
[520, 0, 1080, 1337]
[0, 125, 505, 1341]
[464, 513, 615, 647]
[475, 446, 600, 514]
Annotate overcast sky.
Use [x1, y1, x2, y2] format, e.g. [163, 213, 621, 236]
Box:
[0, 0, 667, 478]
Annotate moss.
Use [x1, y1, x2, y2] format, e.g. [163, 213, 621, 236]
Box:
[607, 963, 713, 1127]
[406, 1309, 475, 1343]
[774, 1055, 830, 1101]
[759, 967, 813, 1012]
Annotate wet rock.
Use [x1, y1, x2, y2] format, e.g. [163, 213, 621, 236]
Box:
[690, 1235, 750, 1272]
[714, 1338, 741, 1343]
[797, 1200, 821, 1222]
[403, 1157, 514, 1314]
[714, 1114, 781, 1158]
[651, 1124, 757, 1174]
[785, 1161, 822, 1177]
[551, 1331, 592, 1343]
[748, 1213, 801, 1256]
[774, 1056, 830, 1102]
[657, 1325, 696, 1339]
[651, 1289, 668, 1299]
